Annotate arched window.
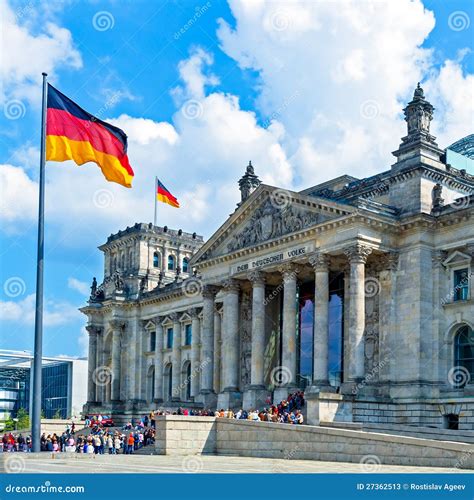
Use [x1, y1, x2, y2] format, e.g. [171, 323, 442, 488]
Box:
[182, 258, 189, 273]
[129, 251, 133, 269]
[120, 254, 125, 270]
[168, 255, 175, 271]
[153, 252, 160, 268]
[454, 325, 474, 388]
[113, 257, 117, 271]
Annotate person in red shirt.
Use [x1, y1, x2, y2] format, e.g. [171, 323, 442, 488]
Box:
[126, 433, 134, 454]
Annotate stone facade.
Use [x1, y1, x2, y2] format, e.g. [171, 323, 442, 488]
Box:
[81, 86, 474, 431]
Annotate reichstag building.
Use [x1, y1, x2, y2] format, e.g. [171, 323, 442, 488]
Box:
[82, 85, 474, 430]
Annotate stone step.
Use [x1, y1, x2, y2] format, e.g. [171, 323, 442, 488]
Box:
[321, 421, 474, 444]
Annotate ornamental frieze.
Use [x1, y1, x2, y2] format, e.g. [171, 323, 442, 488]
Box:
[226, 198, 324, 252]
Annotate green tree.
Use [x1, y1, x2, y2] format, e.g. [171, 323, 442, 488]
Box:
[16, 408, 30, 430]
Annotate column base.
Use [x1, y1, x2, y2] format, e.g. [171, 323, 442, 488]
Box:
[153, 398, 164, 404]
[273, 385, 298, 404]
[197, 390, 217, 409]
[340, 380, 363, 397]
[242, 386, 271, 410]
[217, 389, 242, 411]
[305, 382, 336, 396]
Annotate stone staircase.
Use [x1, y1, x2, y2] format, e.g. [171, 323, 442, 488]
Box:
[321, 421, 474, 444]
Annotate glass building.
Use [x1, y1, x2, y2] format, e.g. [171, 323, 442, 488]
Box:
[0, 351, 87, 429]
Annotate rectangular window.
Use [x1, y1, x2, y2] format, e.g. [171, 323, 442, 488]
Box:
[185, 324, 192, 346]
[150, 332, 156, 352]
[454, 268, 469, 301]
[166, 328, 173, 349]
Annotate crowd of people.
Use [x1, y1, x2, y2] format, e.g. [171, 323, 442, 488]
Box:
[1, 391, 305, 453]
[147, 391, 306, 425]
[1, 422, 155, 454]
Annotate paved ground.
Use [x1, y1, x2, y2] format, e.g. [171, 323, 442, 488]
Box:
[1, 453, 470, 474]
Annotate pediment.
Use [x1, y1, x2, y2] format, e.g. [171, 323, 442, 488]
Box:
[443, 250, 472, 267]
[192, 185, 353, 264]
[143, 320, 156, 330]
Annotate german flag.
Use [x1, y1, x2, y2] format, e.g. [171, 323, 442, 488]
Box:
[46, 84, 134, 188]
[157, 180, 180, 208]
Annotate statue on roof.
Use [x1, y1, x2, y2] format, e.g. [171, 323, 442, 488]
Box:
[238, 161, 261, 204]
[403, 83, 434, 136]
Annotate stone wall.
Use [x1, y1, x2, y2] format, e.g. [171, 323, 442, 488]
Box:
[155, 416, 474, 469]
[155, 416, 216, 455]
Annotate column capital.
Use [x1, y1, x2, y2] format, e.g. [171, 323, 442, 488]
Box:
[86, 325, 102, 336]
[309, 251, 329, 271]
[202, 284, 219, 299]
[154, 315, 166, 326]
[279, 263, 300, 281]
[344, 243, 373, 264]
[189, 307, 201, 319]
[109, 319, 125, 331]
[169, 312, 180, 323]
[222, 278, 240, 293]
[248, 270, 266, 286]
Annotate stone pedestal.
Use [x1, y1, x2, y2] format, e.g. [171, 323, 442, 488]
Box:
[273, 386, 297, 404]
[197, 390, 217, 409]
[217, 389, 242, 411]
[243, 386, 270, 410]
[306, 391, 353, 426]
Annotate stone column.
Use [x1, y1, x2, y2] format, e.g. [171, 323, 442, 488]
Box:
[244, 271, 269, 410]
[213, 305, 222, 395]
[154, 317, 164, 402]
[309, 252, 331, 391]
[110, 319, 124, 402]
[86, 325, 99, 403]
[199, 285, 218, 407]
[274, 264, 299, 403]
[190, 308, 201, 399]
[344, 243, 372, 387]
[218, 279, 242, 410]
[171, 313, 181, 401]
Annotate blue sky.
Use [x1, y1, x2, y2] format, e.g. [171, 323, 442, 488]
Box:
[0, 0, 473, 358]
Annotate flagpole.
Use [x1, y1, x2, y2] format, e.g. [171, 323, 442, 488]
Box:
[153, 176, 157, 226]
[32, 72, 47, 453]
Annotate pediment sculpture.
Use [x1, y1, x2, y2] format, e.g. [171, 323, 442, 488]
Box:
[227, 198, 322, 252]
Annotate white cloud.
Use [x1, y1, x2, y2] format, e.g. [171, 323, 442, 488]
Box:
[1, 0, 82, 105]
[0, 294, 80, 326]
[172, 48, 220, 101]
[67, 278, 90, 296]
[1, 48, 292, 242]
[217, 0, 471, 186]
[0, 164, 38, 230]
